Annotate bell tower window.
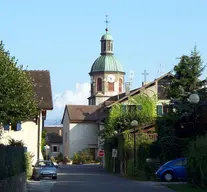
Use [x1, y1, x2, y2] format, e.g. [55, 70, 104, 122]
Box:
[119, 78, 123, 92]
[108, 82, 114, 91]
[107, 41, 111, 51]
[97, 78, 102, 91]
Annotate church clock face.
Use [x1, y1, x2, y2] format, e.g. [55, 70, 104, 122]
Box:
[107, 75, 115, 83]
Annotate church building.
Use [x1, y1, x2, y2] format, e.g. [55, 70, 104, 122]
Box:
[61, 19, 173, 160]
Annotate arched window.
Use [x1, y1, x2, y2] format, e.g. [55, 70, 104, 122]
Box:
[108, 82, 114, 91]
[97, 78, 102, 91]
[119, 78, 123, 92]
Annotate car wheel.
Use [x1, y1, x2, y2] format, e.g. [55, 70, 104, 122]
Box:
[163, 172, 173, 182]
[52, 176, 57, 180]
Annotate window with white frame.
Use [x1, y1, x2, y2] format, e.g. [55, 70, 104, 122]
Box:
[52, 145, 58, 152]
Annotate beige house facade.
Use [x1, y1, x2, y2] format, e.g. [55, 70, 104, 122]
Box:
[0, 70, 53, 165]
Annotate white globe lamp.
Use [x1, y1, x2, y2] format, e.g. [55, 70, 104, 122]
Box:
[188, 93, 200, 104]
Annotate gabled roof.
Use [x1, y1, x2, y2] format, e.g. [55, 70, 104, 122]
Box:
[47, 133, 62, 144]
[62, 105, 105, 123]
[104, 72, 173, 108]
[27, 70, 53, 110]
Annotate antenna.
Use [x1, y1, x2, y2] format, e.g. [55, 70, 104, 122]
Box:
[157, 64, 164, 77]
[129, 70, 135, 86]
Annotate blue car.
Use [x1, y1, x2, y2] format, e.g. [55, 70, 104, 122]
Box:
[155, 158, 187, 182]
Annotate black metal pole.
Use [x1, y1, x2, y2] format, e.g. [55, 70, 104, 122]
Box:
[193, 104, 196, 129]
[134, 126, 136, 175]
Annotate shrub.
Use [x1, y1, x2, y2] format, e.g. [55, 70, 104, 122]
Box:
[50, 156, 56, 163]
[159, 136, 189, 163]
[55, 152, 63, 163]
[187, 135, 207, 188]
[72, 148, 94, 164]
[24, 152, 33, 179]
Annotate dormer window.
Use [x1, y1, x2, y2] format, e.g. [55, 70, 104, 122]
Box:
[97, 78, 102, 91]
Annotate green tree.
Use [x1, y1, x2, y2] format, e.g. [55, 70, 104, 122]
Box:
[168, 46, 206, 99]
[0, 41, 38, 124]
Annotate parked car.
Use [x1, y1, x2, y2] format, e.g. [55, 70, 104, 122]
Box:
[32, 160, 57, 180]
[155, 158, 187, 182]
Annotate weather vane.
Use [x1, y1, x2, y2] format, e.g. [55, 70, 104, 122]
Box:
[105, 15, 109, 32]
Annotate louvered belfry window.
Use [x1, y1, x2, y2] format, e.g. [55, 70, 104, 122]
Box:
[108, 82, 114, 91]
[97, 78, 102, 91]
[119, 78, 122, 92]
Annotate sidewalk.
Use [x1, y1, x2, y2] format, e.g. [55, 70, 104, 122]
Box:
[27, 180, 56, 192]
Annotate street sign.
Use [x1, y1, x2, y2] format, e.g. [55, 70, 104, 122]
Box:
[98, 149, 105, 157]
[112, 149, 117, 158]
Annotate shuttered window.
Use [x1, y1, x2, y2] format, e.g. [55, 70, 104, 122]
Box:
[157, 105, 163, 116]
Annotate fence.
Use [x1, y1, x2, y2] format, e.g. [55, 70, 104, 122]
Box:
[0, 144, 26, 180]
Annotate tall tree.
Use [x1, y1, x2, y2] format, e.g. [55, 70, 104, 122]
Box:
[0, 41, 38, 124]
[168, 46, 206, 99]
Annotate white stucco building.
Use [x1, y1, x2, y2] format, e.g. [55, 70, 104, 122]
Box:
[0, 70, 53, 165]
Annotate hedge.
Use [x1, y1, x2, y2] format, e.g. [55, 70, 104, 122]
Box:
[0, 144, 26, 180]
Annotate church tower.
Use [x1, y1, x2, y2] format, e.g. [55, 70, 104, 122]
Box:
[88, 16, 125, 105]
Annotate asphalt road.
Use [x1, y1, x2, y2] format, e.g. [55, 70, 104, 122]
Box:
[28, 165, 175, 192]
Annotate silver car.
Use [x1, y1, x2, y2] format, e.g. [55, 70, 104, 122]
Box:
[32, 160, 57, 180]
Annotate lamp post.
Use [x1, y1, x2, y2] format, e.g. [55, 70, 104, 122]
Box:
[130, 120, 138, 175]
[188, 93, 200, 129]
[44, 145, 50, 160]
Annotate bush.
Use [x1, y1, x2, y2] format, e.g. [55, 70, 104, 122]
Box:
[72, 148, 94, 164]
[55, 152, 63, 163]
[187, 135, 207, 188]
[50, 156, 56, 163]
[24, 152, 33, 179]
[159, 136, 189, 163]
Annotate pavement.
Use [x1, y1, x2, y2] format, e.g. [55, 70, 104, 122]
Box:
[27, 164, 176, 192]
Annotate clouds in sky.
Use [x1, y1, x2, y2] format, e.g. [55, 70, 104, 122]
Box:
[47, 82, 90, 120]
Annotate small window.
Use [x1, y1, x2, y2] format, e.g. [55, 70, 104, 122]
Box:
[97, 78, 102, 91]
[111, 43, 113, 51]
[108, 82, 114, 91]
[122, 105, 127, 112]
[157, 105, 163, 116]
[103, 42, 106, 51]
[127, 105, 137, 113]
[119, 79, 123, 92]
[52, 146, 58, 152]
[107, 41, 110, 51]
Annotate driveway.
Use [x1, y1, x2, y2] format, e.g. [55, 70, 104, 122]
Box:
[28, 165, 175, 192]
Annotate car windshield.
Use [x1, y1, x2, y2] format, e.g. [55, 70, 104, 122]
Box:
[36, 161, 54, 167]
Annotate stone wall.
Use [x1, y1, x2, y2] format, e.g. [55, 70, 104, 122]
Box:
[0, 172, 27, 192]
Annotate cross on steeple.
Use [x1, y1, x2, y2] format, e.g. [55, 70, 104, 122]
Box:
[142, 70, 149, 84]
[105, 15, 109, 32]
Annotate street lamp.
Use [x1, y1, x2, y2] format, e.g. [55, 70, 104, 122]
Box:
[130, 120, 138, 175]
[188, 93, 200, 129]
[44, 145, 50, 160]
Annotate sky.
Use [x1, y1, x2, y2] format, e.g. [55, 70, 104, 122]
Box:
[0, 0, 207, 123]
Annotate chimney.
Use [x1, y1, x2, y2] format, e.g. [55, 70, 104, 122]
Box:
[142, 82, 148, 86]
[125, 82, 131, 95]
[59, 129, 62, 136]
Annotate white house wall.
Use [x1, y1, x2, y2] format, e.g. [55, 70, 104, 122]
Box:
[62, 111, 70, 158]
[0, 121, 43, 165]
[69, 123, 98, 158]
